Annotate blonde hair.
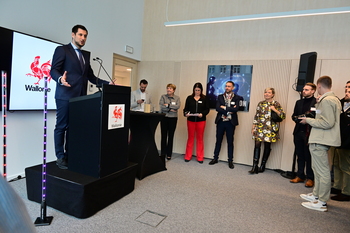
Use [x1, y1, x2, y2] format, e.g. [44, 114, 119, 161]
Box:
[265, 87, 275, 96]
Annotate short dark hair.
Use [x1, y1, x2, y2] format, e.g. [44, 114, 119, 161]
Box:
[140, 79, 148, 85]
[317, 76, 332, 89]
[72, 25, 88, 34]
[305, 82, 316, 91]
[226, 81, 235, 87]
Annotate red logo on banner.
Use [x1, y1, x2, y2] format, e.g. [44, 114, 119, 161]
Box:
[113, 106, 123, 121]
[26, 56, 52, 85]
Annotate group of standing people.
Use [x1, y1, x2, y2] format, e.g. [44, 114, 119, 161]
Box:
[129, 75, 350, 213]
[30, 23, 350, 217]
[160, 81, 244, 169]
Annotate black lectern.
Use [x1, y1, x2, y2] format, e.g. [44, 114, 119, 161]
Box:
[68, 84, 130, 178]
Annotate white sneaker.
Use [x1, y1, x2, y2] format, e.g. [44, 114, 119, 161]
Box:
[301, 200, 328, 212]
[300, 193, 318, 202]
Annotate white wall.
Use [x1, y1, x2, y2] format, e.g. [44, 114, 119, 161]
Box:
[0, 0, 144, 179]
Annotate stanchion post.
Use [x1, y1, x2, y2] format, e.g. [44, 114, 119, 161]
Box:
[34, 76, 53, 226]
[1, 71, 7, 179]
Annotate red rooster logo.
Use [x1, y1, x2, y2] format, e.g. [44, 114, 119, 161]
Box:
[26, 56, 52, 85]
[113, 106, 123, 122]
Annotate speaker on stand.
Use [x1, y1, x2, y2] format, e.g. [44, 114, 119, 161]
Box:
[281, 52, 317, 179]
[296, 52, 317, 92]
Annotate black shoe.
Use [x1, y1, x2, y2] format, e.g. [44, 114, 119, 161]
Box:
[166, 156, 172, 160]
[56, 158, 68, 169]
[185, 159, 190, 162]
[331, 193, 350, 201]
[258, 164, 266, 173]
[209, 159, 218, 165]
[248, 165, 259, 174]
[198, 161, 203, 164]
[228, 161, 234, 169]
[331, 188, 341, 195]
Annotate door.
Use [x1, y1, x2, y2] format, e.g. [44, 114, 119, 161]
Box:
[112, 54, 138, 87]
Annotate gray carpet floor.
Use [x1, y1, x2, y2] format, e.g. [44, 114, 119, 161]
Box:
[10, 154, 350, 233]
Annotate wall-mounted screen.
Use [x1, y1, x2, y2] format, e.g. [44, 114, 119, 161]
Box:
[206, 65, 253, 111]
[0, 26, 61, 111]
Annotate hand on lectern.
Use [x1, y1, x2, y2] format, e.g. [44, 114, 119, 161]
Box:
[109, 78, 118, 85]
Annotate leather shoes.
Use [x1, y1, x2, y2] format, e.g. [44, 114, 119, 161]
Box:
[305, 179, 314, 188]
[185, 159, 190, 162]
[290, 176, 305, 183]
[331, 193, 350, 201]
[198, 161, 203, 164]
[228, 161, 234, 169]
[209, 159, 218, 165]
[331, 188, 341, 195]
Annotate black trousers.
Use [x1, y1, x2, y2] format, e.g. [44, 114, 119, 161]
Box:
[213, 120, 236, 161]
[160, 117, 178, 157]
[294, 131, 314, 180]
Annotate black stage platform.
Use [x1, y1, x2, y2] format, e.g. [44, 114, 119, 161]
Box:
[25, 162, 137, 219]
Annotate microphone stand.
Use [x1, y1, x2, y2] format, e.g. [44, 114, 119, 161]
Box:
[94, 58, 103, 92]
[93, 58, 115, 90]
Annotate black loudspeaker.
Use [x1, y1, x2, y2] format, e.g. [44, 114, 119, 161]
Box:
[296, 52, 317, 91]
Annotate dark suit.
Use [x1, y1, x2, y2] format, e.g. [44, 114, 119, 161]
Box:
[213, 94, 243, 161]
[292, 96, 316, 180]
[50, 43, 109, 159]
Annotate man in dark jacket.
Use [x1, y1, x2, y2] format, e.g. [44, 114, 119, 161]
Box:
[331, 81, 350, 201]
[50, 25, 111, 169]
[290, 83, 316, 187]
[209, 81, 244, 169]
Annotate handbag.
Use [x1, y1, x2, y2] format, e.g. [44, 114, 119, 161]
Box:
[271, 110, 283, 122]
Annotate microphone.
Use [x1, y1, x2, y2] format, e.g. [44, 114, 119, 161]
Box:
[93, 57, 115, 85]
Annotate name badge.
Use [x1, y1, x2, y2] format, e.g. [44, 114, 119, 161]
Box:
[310, 107, 316, 111]
[171, 102, 176, 105]
[231, 102, 235, 105]
[198, 101, 202, 103]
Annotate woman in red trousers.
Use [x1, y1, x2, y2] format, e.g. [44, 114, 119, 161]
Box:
[183, 82, 210, 163]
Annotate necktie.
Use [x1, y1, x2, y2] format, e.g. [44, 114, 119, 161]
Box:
[76, 49, 84, 70]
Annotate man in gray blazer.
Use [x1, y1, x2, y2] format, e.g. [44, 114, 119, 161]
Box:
[130, 79, 152, 111]
[299, 76, 341, 212]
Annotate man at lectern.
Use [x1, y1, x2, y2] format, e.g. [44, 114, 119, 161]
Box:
[130, 79, 152, 111]
[50, 25, 113, 169]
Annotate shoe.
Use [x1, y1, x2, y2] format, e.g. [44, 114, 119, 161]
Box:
[198, 161, 203, 164]
[228, 161, 234, 169]
[166, 156, 171, 160]
[331, 193, 350, 202]
[301, 200, 327, 212]
[290, 177, 305, 183]
[209, 159, 218, 165]
[185, 159, 190, 162]
[249, 148, 260, 174]
[331, 188, 341, 195]
[248, 164, 259, 174]
[300, 193, 318, 202]
[305, 179, 314, 188]
[56, 158, 68, 169]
